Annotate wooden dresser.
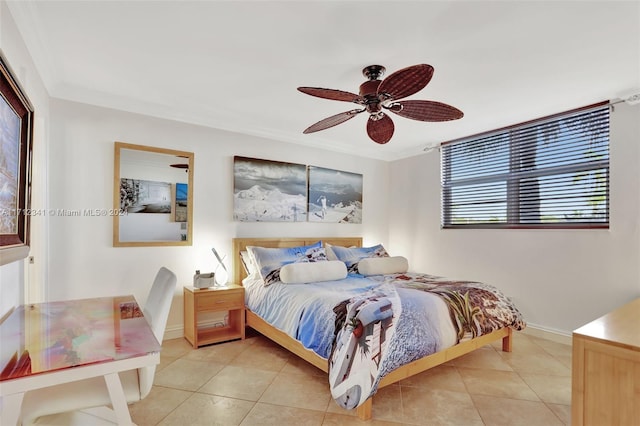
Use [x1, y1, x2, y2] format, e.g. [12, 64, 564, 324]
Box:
[571, 298, 640, 425]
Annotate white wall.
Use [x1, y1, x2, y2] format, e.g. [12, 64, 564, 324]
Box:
[48, 99, 389, 337]
[0, 1, 50, 316]
[388, 103, 640, 336]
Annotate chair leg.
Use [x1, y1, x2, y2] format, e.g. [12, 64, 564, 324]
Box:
[1, 392, 25, 425]
[104, 373, 133, 425]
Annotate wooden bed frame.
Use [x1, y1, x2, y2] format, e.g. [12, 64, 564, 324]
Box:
[232, 237, 513, 421]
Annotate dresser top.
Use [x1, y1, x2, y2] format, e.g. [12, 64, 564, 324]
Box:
[573, 298, 640, 351]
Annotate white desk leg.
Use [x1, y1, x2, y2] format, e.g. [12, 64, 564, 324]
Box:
[103, 372, 133, 426]
[1, 392, 25, 426]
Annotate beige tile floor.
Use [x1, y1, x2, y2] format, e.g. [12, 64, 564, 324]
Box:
[126, 330, 572, 426]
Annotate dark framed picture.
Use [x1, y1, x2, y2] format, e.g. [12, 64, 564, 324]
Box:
[308, 166, 363, 223]
[0, 52, 34, 265]
[233, 156, 307, 222]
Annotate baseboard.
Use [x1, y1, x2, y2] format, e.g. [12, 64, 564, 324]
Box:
[522, 323, 572, 346]
[163, 324, 185, 341]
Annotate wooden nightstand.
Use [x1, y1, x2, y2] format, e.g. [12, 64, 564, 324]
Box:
[183, 284, 245, 348]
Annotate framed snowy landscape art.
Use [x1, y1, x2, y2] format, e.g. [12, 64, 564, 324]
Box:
[233, 156, 307, 222]
[308, 166, 362, 223]
[120, 178, 172, 213]
[0, 52, 34, 266]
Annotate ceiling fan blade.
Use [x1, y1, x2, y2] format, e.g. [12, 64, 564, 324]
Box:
[386, 100, 464, 122]
[303, 109, 364, 134]
[366, 113, 394, 144]
[297, 87, 365, 103]
[377, 64, 434, 101]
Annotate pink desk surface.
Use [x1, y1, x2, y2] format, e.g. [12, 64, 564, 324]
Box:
[0, 296, 161, 381]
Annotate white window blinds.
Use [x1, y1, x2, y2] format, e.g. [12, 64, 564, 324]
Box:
[441, 102, 610, 228]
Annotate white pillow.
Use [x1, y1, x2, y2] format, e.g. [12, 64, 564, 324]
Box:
[247, 242, 325, 286]
[325, 243, 338, 261]
[328, 244, 389, 274]
[240, 250, 257, 276]
[357, 256, 408, 276]
[280, 260, 348, 284]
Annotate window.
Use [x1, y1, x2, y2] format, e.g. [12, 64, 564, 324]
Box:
[441, 102, 610, 229]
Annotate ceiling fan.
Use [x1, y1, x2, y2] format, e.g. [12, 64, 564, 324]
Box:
[297, 64, 463, 145]
[170, 155, 190, 172]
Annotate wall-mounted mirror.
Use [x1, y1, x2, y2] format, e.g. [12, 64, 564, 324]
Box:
[113, 142, 194, 247]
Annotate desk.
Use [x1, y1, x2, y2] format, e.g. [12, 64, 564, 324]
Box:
[0, 296, 161, 425]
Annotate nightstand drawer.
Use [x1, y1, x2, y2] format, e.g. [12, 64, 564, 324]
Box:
[196, 291, 243, 311]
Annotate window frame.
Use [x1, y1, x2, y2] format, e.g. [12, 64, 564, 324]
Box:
[441, 101, 610, 230]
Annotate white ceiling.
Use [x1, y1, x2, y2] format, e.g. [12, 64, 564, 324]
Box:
[7, 1, 640, 161]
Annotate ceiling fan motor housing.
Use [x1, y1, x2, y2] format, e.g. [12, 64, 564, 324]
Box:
[359, 80, 383, 114]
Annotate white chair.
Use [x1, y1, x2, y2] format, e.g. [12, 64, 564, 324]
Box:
[20, 267, 177, 425]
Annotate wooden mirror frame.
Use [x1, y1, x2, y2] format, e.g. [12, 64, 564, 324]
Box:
[113, 142, 194, 247]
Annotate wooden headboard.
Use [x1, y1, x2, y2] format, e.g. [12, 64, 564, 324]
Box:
[232, 237, 363, 284]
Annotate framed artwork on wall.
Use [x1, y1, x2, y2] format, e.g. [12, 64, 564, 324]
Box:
[308, 166, 363, 223]
[0, 52, 34, 266]
[233, 156, 307, 222]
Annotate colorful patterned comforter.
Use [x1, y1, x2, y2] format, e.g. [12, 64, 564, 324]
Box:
[328, 273, 525, 409]
[243, 272, 525, 410]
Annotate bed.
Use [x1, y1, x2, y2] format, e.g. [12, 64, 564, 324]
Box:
[232, 237, 524, 421]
